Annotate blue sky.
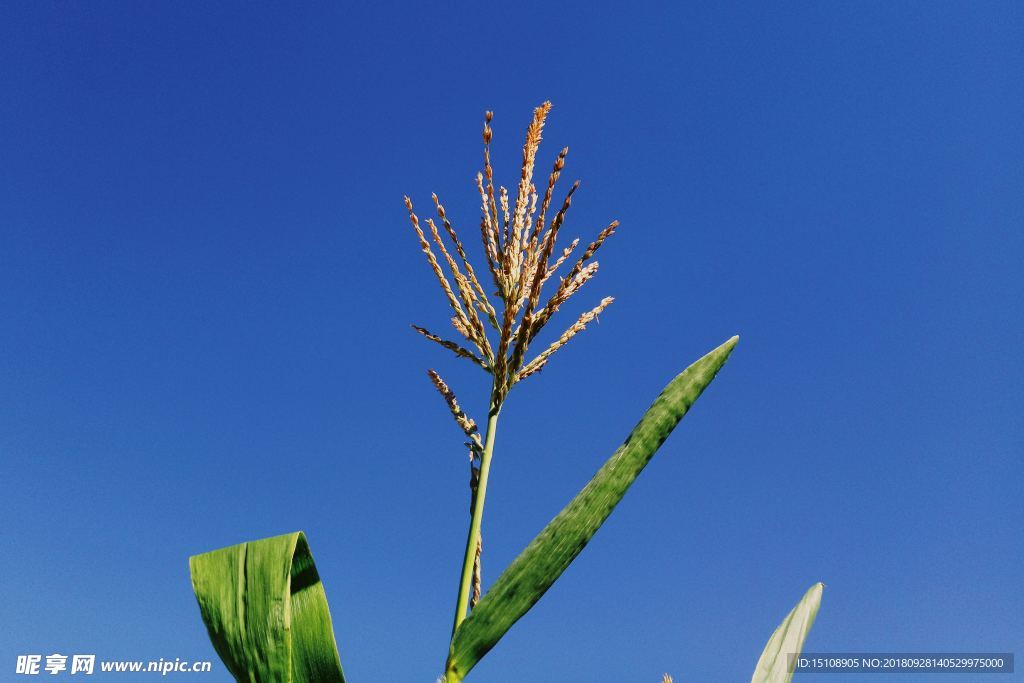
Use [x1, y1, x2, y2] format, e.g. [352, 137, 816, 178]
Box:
[1, 2, 1021, 681]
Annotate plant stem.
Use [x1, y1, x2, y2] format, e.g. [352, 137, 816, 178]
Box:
[451, 406, 500, 635]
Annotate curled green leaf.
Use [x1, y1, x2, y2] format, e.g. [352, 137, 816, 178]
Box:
[189, 531, 346, 683]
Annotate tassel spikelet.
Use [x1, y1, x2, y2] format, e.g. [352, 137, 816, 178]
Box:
[427, 369, 483, 452]
[432, 194, 497, 328]
[404, 197, 471, 334]
[411, 325, 488, 370]
[542, 238, 579, 287]
[517, 296, 614, 381]
[471, 537, 483, 608]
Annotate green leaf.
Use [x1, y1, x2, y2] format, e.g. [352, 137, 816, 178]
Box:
[446, 336, 739, 681]
[750, 582, 824, 683]
[189, 531, 346, 683]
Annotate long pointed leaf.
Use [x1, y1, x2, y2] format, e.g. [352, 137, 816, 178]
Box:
[750, 582, 824, 683]
[189, 531, 346, 683]
[446, 336, 739, 680]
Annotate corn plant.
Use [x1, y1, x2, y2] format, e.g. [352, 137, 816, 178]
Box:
[189, 103, 824, 682]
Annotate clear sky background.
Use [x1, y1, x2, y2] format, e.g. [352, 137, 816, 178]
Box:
[2, 3, 1021, 681]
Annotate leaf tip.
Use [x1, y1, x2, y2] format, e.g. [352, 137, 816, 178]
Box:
[802, 581, 825, 617]
[708, 334, 739, 364]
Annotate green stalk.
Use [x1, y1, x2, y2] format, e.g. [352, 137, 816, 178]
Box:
[451, 405, 500, 635]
